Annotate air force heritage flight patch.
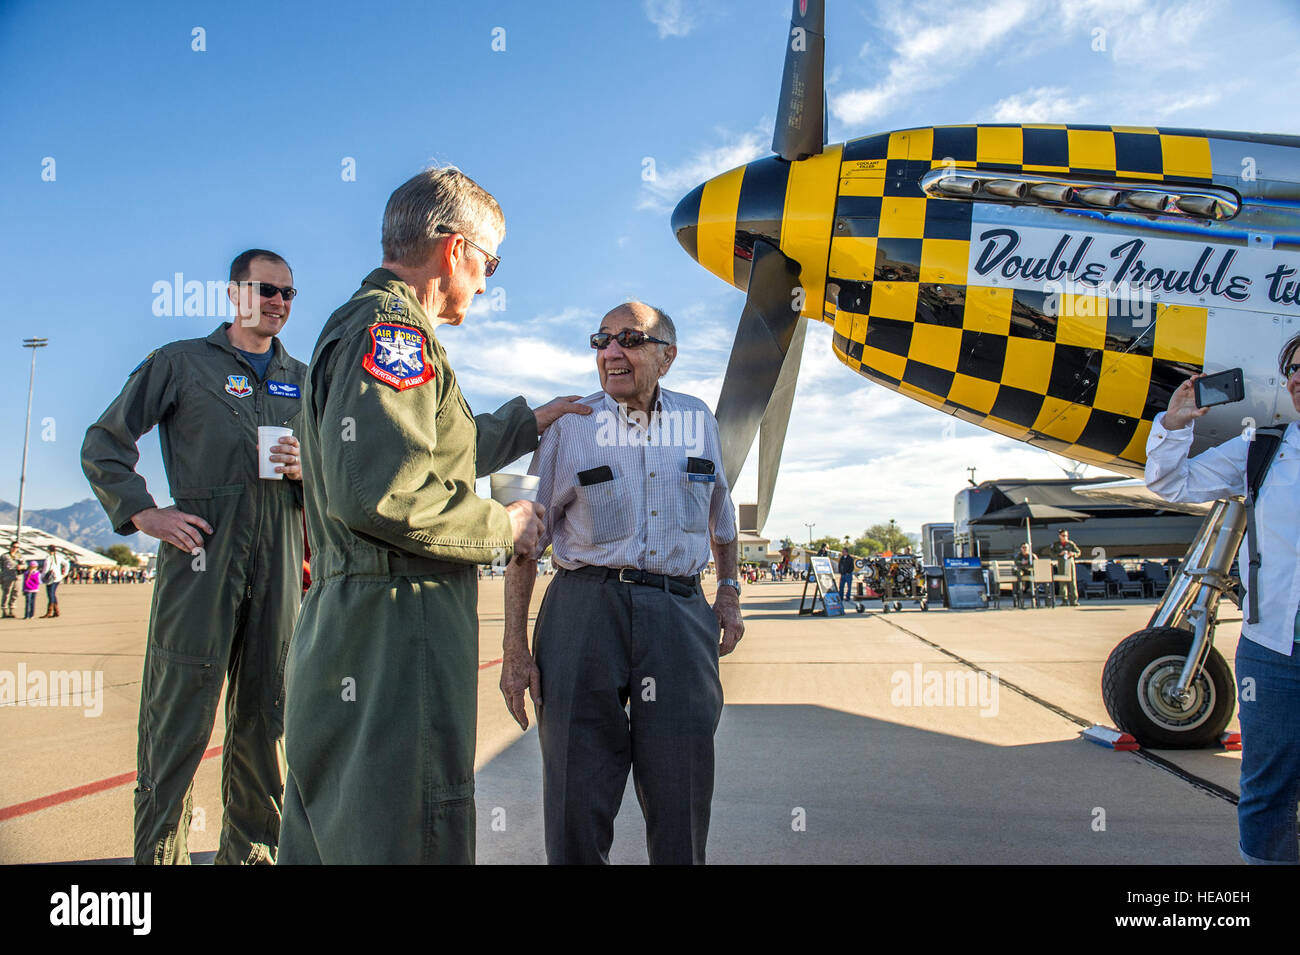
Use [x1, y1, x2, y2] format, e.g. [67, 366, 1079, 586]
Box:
[362, 322, 434, 390]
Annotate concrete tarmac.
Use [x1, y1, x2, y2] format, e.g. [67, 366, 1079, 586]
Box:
[0, 577, 1245, 864]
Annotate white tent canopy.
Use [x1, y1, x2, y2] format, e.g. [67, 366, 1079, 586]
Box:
[0, 525, 119, 568]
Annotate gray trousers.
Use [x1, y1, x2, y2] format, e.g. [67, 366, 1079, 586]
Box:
[534, 570, 724, 865]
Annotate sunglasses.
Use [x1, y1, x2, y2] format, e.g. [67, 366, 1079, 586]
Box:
[240, 281, 297, 301]
[435, 225, 499, 277]
[589, 330, 671, 350]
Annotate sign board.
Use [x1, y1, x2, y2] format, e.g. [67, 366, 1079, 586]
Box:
[800, 556, 845, 616]
[810, 556, 839, 594]
[943, 557, 987, 610]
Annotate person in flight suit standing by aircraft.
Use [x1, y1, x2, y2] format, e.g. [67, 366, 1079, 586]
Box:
[278, 166, 588, 865]
[82, 249, 306, 864]
[1049, 529, 1082, 606]
[1012, 542, 1034, 608]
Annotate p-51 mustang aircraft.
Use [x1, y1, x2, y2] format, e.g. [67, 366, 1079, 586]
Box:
[670, 0, 1300, 748]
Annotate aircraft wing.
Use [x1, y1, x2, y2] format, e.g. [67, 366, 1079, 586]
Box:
[1070, 480, 1212, 516]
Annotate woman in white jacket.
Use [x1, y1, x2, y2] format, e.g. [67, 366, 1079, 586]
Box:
[40, 545, 69, 619]
[1145, 334, 1300, 864]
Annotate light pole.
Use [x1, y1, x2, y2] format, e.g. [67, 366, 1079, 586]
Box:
[16, 338, 48, 547]
[804, 522, 815, 546]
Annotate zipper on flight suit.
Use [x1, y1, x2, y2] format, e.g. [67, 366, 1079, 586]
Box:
[247, 370, 267, 601]
[228, 346, 265, 604]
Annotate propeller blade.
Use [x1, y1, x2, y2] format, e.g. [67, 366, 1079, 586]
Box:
[772, 0, 826, 162]
[715, 240, 804, 486]
[823, 87, 829, 146]
[756, 317, 807, 530]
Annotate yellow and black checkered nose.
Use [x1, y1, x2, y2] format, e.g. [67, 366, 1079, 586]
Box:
[672, 156, 786, 292]
[672, 148, 843, 319]
[827, 124, 1217, 475]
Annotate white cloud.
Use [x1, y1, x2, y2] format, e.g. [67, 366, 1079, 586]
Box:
[643, 0, 695, 39]
[1102, 0, 1216, 67]
[990, 86, 1093, 123]
[532, 306, 598, 327]
[830, 0, 1037, 126]
[1147, 88, 1224, 117]
[830, 0, 1243, 134]
[638, 127, 769, 212]
[440, 327, 597, 405]
[1057, 0, 1150, 27]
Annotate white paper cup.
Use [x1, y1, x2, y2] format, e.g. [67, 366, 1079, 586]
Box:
[490, 472, 539, 504]
[258, 426, 294, 480]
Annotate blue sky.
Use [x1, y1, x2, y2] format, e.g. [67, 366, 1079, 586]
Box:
[3, 0, 1299, 546]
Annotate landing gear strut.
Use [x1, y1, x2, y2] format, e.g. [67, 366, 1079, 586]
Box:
[1101, 499, 1242, 748]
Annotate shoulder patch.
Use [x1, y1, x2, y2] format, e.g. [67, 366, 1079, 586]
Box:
[362, 322, 435, 390]
[129, 351, 156, 377]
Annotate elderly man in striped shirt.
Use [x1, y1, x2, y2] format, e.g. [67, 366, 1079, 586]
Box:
[501, 300, 744, 865]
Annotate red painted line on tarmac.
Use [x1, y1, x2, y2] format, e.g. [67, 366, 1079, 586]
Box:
[5, 662, 505, 821]
[0, 745, 223, 822]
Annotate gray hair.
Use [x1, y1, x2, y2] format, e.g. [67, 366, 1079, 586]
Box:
[614, 301, 676, 346]
[381, 166, 505, 267]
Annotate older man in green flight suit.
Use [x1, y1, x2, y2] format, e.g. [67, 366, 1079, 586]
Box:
[82, 249, 306, 864]
[279, 166, 589, 864]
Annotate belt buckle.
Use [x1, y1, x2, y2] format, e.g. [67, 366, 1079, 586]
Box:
[618, 568, 637, 585]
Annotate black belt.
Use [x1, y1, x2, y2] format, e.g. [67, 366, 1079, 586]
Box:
[560, 565, 699, 598]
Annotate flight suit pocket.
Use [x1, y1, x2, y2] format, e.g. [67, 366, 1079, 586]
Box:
[573, 475, 634, 545]
[271, 635, 292, 709]
[143, 644, 220, 748]
[170, 485, 243, 543]
[681, 475, 712, 534]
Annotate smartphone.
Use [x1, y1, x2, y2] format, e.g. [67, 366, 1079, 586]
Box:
[1194, 368, 1245, 408]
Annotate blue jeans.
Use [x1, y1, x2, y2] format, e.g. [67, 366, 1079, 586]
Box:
[839, 573, 853, 600]
[1234, 636, 1300, 864]
[24, 592, 36, 618]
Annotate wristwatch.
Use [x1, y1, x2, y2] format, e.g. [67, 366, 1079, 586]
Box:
[717, 577, 741, 595]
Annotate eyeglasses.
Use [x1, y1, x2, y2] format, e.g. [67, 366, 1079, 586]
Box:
[239, 281, 297, 301]
[435, 225, 499, 277]
[589, 330, 671, 350]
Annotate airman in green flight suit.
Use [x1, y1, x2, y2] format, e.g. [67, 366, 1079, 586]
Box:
[278, 167, 588, 864]
[81, 250, 306, 864]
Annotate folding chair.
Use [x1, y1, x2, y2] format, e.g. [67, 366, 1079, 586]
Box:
[1031, 558, 1057, 608]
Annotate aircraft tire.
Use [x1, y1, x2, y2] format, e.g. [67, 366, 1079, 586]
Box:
[1101, 627, 1235, 749]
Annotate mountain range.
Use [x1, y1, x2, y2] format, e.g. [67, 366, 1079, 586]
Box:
[0, 499, 154, 553]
